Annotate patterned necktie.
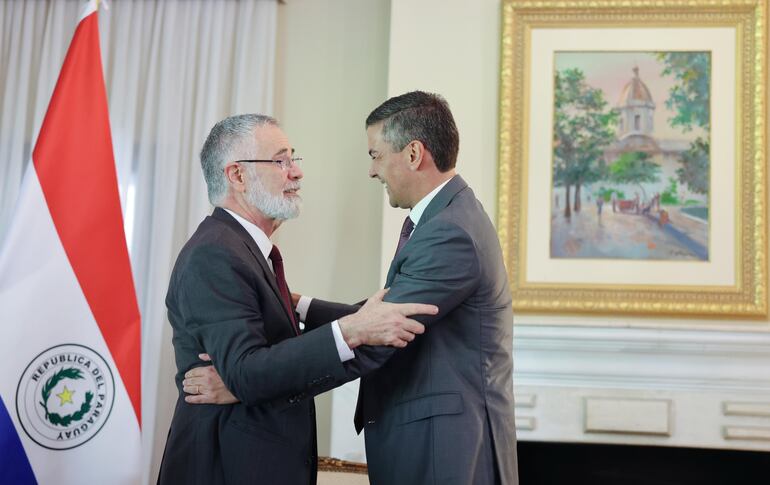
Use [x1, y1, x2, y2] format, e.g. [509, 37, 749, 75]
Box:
[269, 245, 299, 335]
[394, 215, 415, 259]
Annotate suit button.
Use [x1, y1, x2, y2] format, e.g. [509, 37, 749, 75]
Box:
[304, 458, 312, 466]
[367, 420, 376, 424]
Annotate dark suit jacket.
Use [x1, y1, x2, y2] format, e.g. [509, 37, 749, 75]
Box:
[308, 176, 518, 485]
[157, 208, 350, 485]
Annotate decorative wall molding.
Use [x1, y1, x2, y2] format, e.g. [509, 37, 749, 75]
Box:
[513, 325, 770, 355]
[723, 402, 770, 417]
[515, 372, 770, 393]
[516, 416, 536, 431]
[514, 393, 537, 408]
[511, 324, 770, 451]
[513, 324, 770, 394]
[723, 426, 770, 442]
[584, 397, 671, 436]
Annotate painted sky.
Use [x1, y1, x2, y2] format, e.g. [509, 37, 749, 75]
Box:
[554, 51, 709, 142]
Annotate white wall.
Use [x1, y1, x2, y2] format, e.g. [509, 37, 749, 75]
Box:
[272, 0, 391, 456]
[379, 0, 502, 278]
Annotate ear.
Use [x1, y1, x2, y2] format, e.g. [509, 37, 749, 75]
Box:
[224, 163, 246, 192]
[406, 140, 426, 172]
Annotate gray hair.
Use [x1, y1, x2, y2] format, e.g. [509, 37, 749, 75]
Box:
[200, 114, 278, 205]
[365, 91, 459, 172]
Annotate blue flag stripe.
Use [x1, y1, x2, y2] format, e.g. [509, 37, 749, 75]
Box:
[0, 396, 37, 485]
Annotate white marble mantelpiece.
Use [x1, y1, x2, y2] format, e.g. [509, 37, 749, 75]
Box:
[512, 324, 770, 452]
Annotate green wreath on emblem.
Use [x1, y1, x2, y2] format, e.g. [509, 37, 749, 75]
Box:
[39, 367, 93, 427]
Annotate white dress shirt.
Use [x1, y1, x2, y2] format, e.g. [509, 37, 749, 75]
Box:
[224, 209, 354, 362]
[407, 177, 452, 229]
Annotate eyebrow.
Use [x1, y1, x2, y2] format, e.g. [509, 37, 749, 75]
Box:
[272, 147, 295, 158]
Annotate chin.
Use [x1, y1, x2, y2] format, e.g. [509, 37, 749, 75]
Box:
[275, 209, 300, 221]
[287, 204, 301, 219]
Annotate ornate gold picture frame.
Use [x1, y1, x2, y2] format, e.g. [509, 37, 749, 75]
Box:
[498, 0, 767, 317]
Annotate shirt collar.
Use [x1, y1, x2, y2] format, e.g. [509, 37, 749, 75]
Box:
[409, 177, 453, 226]
[223, 208, 272, 260]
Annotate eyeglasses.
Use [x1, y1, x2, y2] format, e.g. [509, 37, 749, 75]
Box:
[234, 156, 303, 171]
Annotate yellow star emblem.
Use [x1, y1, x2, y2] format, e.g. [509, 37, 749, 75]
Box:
[56, 385, 76, 406]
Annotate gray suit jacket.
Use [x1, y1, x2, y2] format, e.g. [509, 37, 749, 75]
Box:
[309, 176, 518, 485]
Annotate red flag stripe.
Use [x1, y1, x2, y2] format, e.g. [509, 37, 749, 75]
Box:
[32, 11, 141, 424]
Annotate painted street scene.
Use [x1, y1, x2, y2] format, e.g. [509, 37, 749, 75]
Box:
[551, 51, 710, 261]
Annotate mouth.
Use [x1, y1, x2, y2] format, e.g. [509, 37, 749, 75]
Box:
[283, 185, 301, 197]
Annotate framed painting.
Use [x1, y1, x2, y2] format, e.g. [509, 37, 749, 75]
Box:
[498, 0, 767, 317]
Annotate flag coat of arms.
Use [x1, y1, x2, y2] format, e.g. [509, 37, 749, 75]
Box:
[0, 1, 141, 483]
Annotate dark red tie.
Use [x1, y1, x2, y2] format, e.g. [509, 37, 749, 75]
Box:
[269, 245, 299, 335]
[394, 215, 415, 258]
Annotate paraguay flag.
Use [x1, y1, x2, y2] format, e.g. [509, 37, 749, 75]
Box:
[0, 1, 141, 483]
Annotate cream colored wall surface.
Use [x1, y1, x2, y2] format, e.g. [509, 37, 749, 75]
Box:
[273, 0, 391, 456]
[379, 0, 502, 281]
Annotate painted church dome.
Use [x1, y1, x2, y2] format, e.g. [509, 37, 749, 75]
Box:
[618, 66, 654, 107]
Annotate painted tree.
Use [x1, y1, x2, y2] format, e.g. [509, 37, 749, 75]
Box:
[657, 52, 710, 196]
[661, 176, 679, 205]
[609, 151, 661, 203]
[554, 68, 617, 218]
[676, 138, 709, 195]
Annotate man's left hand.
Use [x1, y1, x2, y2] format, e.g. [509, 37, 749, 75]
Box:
[183, 353, 239, 404]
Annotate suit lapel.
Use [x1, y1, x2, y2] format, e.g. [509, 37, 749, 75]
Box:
[384, 175, 469, 286]
[211, 208, 298, 334]
[418, 175, 468, 225]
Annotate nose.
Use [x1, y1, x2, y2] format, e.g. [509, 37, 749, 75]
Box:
[288, 162, 303, 180]
[368, 163, 377, 179]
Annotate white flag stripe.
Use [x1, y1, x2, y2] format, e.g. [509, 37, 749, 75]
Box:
[79, 0, 98, 22]
[0, 166, 140, 483]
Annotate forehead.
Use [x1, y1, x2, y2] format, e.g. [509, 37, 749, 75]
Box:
[254, 124, 291, 154]
[366, 122, 386, 147]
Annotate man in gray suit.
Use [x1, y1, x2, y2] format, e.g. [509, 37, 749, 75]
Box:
[346, 91, 518, 484]
[189, 92, 518, 484]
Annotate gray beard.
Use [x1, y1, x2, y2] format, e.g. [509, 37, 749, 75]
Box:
[244, 170, 301, 220]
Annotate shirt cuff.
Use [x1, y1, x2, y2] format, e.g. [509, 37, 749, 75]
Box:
[331, 320, 355, 362]
[296, 295, 313, 322]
